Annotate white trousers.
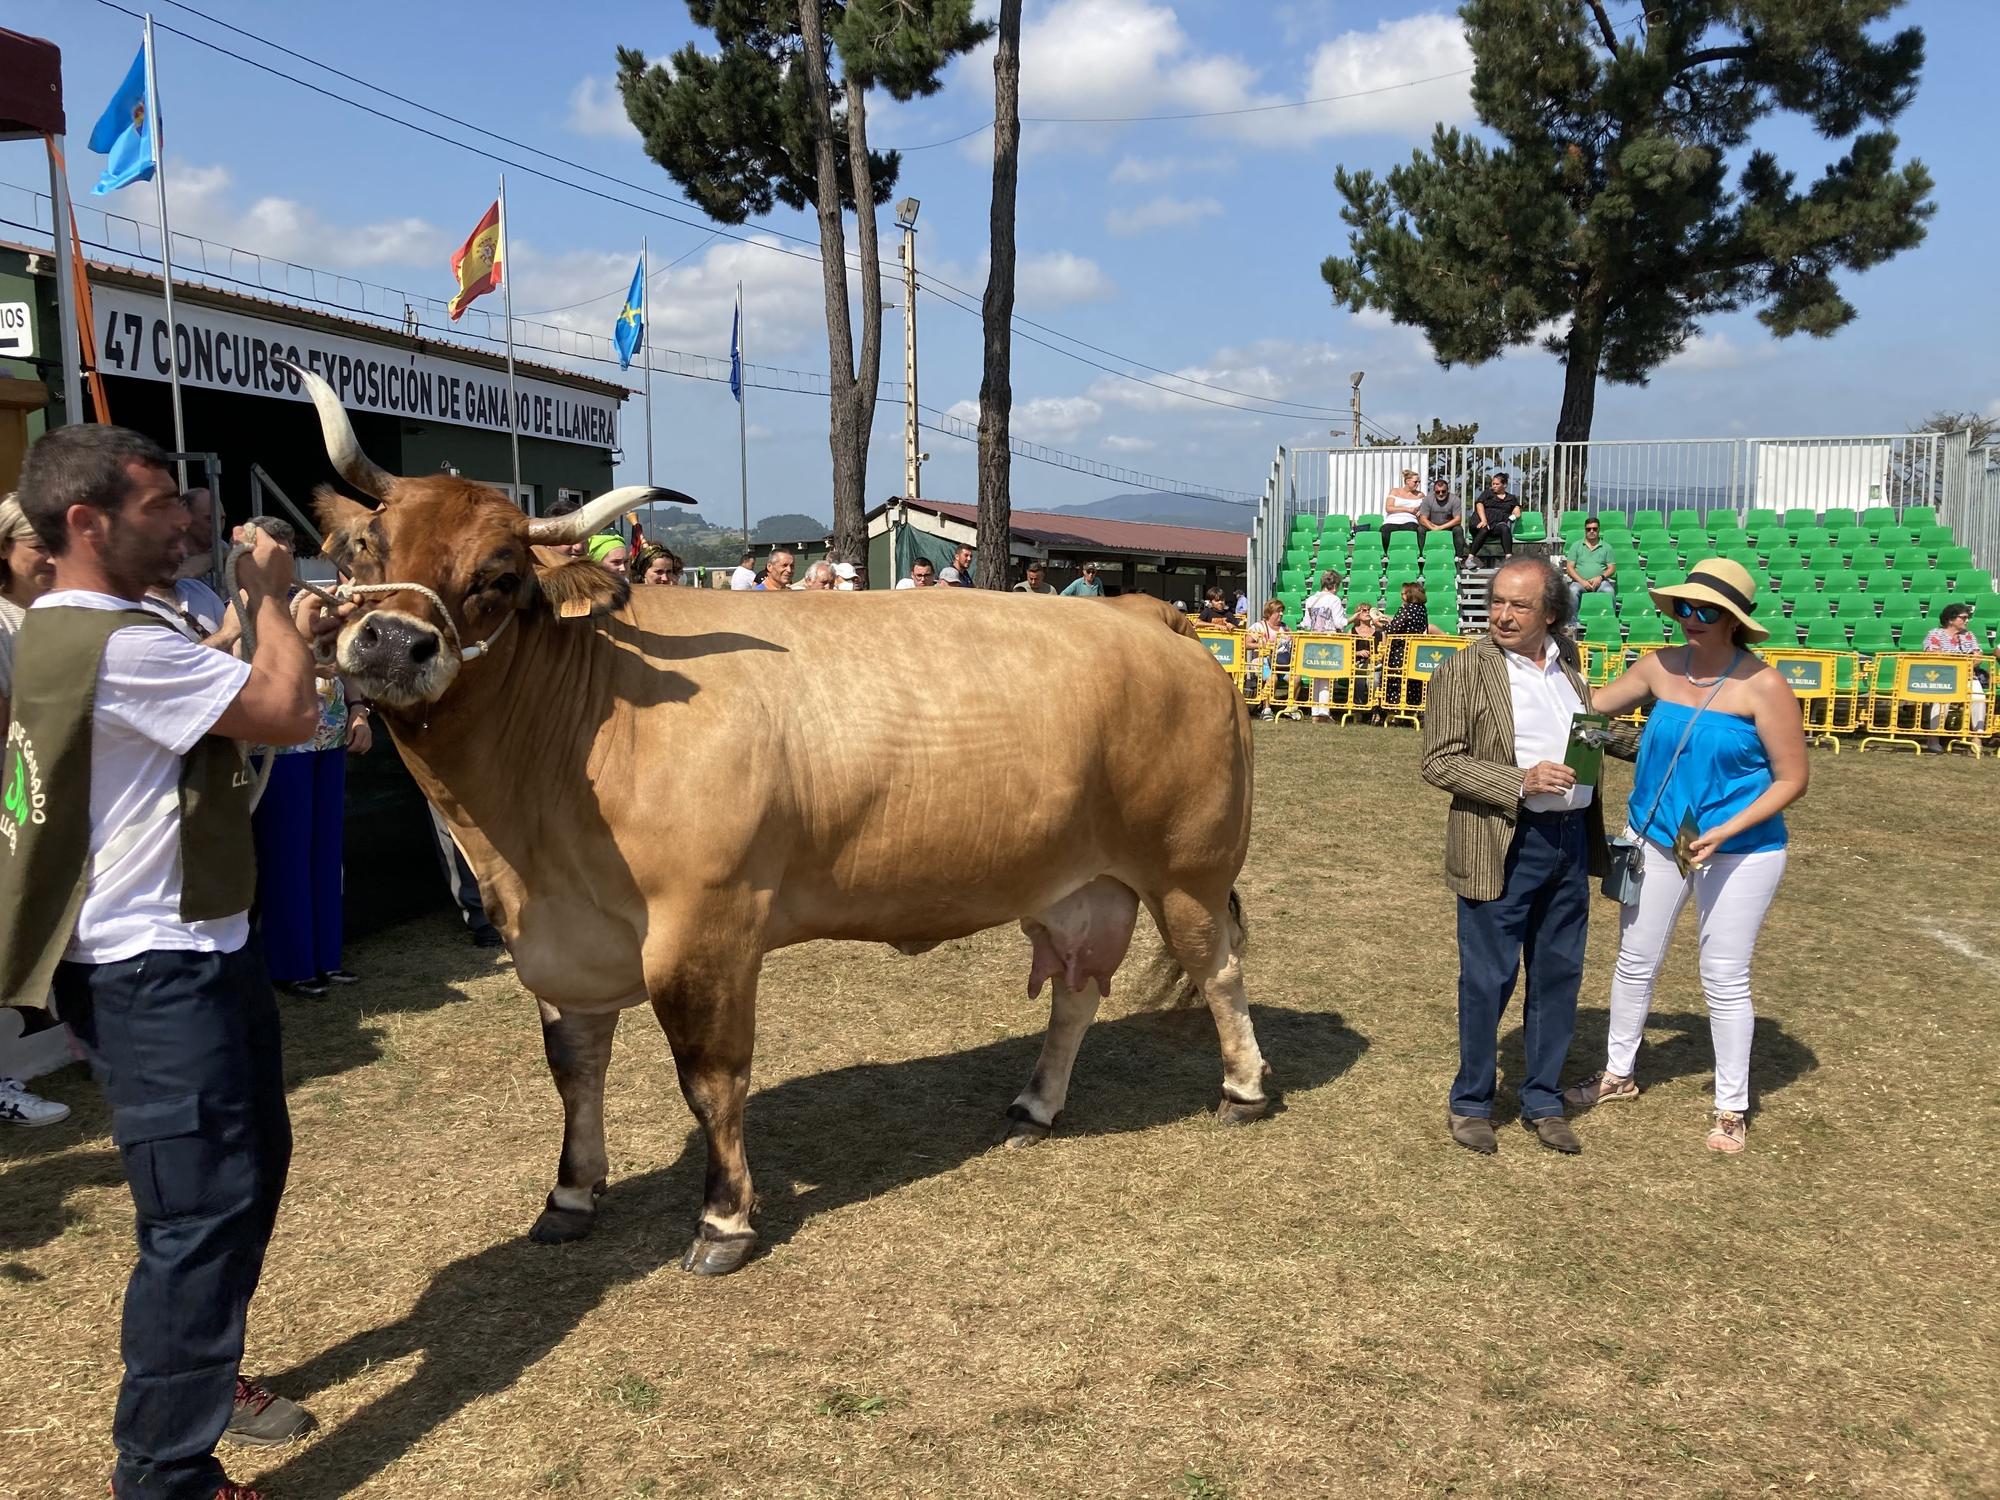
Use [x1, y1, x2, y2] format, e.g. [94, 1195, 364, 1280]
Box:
[1605, 842, 1788, 1112]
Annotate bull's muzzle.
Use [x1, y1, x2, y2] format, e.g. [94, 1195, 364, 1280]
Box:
[338, 608, 457, 706]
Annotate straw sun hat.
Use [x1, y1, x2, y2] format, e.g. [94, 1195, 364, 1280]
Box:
[1648, 556, 1768, 644]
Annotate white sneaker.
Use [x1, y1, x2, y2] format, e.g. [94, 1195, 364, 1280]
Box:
[0, 1077, 70, 1127]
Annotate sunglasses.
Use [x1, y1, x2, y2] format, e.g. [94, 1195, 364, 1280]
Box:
[1671, 600, 1726, 625]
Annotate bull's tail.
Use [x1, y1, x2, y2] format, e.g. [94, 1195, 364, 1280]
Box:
[1133, 888, 1247, 1011]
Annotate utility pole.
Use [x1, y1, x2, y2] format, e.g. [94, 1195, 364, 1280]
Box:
[897, 198, 922, 501]
[1349, 370, 1364, 447]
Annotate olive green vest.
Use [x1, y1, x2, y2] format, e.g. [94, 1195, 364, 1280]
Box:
[0, 605, 255, 1007]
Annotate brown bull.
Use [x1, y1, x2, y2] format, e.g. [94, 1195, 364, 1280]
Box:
[289, 365, 1270, 1276]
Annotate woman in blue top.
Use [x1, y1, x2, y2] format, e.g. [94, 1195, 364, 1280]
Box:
[1565, 558, 1809, 1154]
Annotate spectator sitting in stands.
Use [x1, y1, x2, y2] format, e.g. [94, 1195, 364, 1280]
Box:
[630, 543, 683, 586]
[1245, 599, 1297, 721]
[1302, 571, 1347, 634]
[798, 560, 837, 590]
[1922, 603, 1990, 745]
[1061, 561, 1104, 597]
[1419, 477, 1466, 563]
[895, 558, 936, 590]
[1383, 580, 1443, 710]
[1198, 584, 1236, 625]
[1382, 469, 1425, 546]
[1563, 516, 1616, 613]
[1469, 473, 1521, 558]
[1014, 561, 1056, 595]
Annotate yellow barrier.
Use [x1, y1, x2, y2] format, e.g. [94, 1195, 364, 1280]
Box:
[1196, 629, 1246, 691]
[1758, 646, 1848, 752]
[1580, 641, 1627, 690]
[1382, 634, 1469, 728]
[1292, 632, 1366, 721]
[1858, 653, 1991, 756]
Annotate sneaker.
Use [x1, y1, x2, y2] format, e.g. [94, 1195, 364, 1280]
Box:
[471, 923, 504, 949]
[224, 1375, 316, 1447]
[323, 969, 361, 986]
[1562, 1071, 1638, 1111]
[0, 1077, 70, 1127]
[282, 978, 329, 1000]
[1706, 1109, 1748, 1154]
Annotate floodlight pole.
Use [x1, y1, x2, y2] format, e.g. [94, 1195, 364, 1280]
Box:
[899, 209, 921, 501]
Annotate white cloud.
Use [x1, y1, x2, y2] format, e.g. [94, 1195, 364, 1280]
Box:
[1226, 15, 1474, 146]
[147, 162, 452, 272]
[928, 248, 1115, 308]
[1662, 331, 1776, 373]
[1105, 195, 1222, 236]
[1103, 434, 1156, 453]
[1109, 153, 1233, 185]
[566, 75, 635, 138]
[1984, 396, 2000, 422]
[1084, 338, 1343, 416]
[948, 394, 1105, 441]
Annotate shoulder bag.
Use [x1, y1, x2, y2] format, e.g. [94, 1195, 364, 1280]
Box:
[1601, 656, 1738, 905]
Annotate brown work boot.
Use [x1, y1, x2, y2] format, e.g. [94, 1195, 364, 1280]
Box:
[224, 1375, 316, 1447]
[1449, 1112, 1497, 1155]
[1523, 1115, 1583, 1154]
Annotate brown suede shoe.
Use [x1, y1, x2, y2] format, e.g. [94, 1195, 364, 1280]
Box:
[1524, 1115, 1582, 1154]
[1449, 1113, 1498, 1155]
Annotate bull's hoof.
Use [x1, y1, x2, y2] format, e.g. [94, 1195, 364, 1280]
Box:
[1001, 1103, 1054, 1148]
[680, 1226, 758, 1277]
[530, 1184, 604, 1244]
[1215, 1091, 1271, 1126]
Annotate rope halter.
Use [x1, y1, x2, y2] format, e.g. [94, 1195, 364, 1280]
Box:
[334, 579, 514, 662]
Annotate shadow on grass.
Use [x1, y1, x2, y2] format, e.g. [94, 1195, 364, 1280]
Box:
[257, 1003, 1365, 1498]
[0, 914, 510, 1257]
[1496, 1010, 1818, 1119]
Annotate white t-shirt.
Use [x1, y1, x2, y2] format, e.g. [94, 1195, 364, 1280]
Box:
[1502, 638, 1592, 813]
[1301, 589, 1348, 634]
[728, 566, 757, 591]
[32, 590, 254, 962]
[0, 593, 24, 703]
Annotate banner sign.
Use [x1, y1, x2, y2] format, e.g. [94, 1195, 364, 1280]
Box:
[1295, 636, 1351, 675]
[1411, 639, 1467, 676]
[94, 286, 621, 449]
[1196, 631, 1241, 671]
[1897, 658, 1965, 698]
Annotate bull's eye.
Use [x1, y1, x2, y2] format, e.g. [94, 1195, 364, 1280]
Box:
[490, 573, 520, 595]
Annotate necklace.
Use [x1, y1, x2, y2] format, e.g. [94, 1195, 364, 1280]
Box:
[1682, 646, 1738, 687]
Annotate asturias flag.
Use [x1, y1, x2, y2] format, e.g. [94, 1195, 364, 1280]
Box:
[448, 201, 503, 321]
[88, 44, 156, 197]
[728, 304, 742, 402]
[613, 257, 645, 370]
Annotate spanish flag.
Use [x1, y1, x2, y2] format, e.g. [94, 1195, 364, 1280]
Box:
[447, 200, 503, 321]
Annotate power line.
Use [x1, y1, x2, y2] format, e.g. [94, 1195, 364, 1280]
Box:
[88, 0, 1393, 427]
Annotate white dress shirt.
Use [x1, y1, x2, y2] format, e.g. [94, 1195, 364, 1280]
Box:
[1501, 638, 1592, 812]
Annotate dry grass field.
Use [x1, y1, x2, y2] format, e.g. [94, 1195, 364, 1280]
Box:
[3, 725, 1995, 1499]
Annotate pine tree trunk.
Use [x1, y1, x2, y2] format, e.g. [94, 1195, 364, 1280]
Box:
[842, 77, 882, 569]
[975, 0, 1023, 592]
[1554, 313, 1604, 510]
[797, 0, 866, 567]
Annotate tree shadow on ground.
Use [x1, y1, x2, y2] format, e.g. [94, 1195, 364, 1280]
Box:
[256, 1003, 1366, 1498]
[1495, 1009, 1818, 1120]
[0, 914, 509, 1257]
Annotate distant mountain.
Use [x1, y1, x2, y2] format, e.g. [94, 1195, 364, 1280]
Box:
[1047, 491, 1254, 533]
[752, 512, 831, 544]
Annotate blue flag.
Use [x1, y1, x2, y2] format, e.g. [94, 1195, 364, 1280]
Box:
[88, 44, 156, 197]
[612, 257, 645, 370]
[729, 304, 742, 403]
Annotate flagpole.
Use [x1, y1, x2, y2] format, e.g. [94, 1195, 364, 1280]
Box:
[143, 15, 187, 487]
[496, 173, 523, 507]
[641, 236, 654, 487]
[736, 281, 748, 546]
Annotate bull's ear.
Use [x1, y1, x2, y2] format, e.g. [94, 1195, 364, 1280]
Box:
[532, 553, 630, 620]
[313, 485, 373, 568]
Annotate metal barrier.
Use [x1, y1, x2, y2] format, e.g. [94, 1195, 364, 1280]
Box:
[1759, 646, 1847, 751]
[1195, 629, 1246, 691]
[1580, 640, 1627, 690]
[1858, 653, 1991, 756]
[1293, 633, 1365, 721]
[1381, 634, 1469, 727]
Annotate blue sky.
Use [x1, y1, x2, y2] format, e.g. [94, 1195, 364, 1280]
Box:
[9, 0, 1995, 525]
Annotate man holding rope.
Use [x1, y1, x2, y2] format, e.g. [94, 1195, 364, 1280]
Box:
[1, 425, 328, 1500]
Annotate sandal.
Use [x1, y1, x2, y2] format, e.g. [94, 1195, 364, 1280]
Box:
[1706, 1109, 1747, 1154]
[1561, 1071, 1637, 1111]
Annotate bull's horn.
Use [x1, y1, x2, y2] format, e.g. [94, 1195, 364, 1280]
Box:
[524, 486, 662, 543]
[277, 358, 395, 501]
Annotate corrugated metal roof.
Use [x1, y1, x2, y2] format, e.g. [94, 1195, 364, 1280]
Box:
[910, 499, 1248, 563]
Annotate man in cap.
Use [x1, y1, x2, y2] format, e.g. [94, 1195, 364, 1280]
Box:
[831, 561, 860, 590]
[1060, 561, 1104, 597]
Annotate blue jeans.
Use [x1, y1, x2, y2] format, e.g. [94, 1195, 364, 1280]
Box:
[1451, 809, 1591, 1120]
[55, 945, 291, 1500]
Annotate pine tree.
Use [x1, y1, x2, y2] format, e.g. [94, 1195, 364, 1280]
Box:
[975, 0, 1023, 591]
[618, 2, 988, 566]
[1321, 0, 1933, 458]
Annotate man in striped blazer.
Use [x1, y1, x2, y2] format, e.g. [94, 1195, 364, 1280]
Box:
[1421, 558, 1637, 1156]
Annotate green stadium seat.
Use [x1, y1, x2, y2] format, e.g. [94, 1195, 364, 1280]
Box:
[1763, 546, 1804, 575]
[1777, 569, 1818, 600]
[1746, 507, 1781, 530]
[1909, 567, 1950, 604]
[1514, 513, 1548, 542]
[1279, 569, 1305, 592]
[1350, 527, 1384, 551]
[1827, 590, 1871, 618]
[1954, 569, 1994, 598]
[1849, 618, 1895, 654]
[1581, 616, 1624, 647]
[1846, 545, 1886, 575]
[1577, 592, 1616, 618]
[1783, 508, 1821, 531]
[1822, 506, 1859, 531]
[1666, 507, 1701, 535]
[1597, 512, 1630, 532]
[1803, 619, 1850, 652]
[1559, 512, 1589, 538]
[1888, 617, 1930, 649]
[1889, 546, 1929, 577]
[1353, 512, 1383, 531]
[1828, 527, 1868, 557]
[1629, 510, 1667, 532]
[1860, 506, 1897, 533]
[1937, 544, 1975, 577]
[1702, 508, 1740, 531]
[1790, 595, 1832, 625]
[1862, 568, 1906, 599]
[1289, 516, 1316, 537]
[1420, 529, 1456, 555]
[1321, 514, 1353, 537]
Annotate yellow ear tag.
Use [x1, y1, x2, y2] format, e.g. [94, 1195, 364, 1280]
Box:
[557, 597, 594, 619]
